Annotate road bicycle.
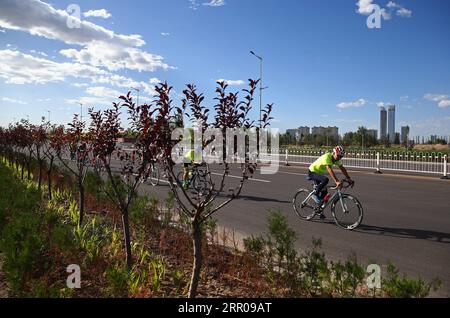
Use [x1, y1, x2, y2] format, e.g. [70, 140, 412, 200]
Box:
[176, 163, 212, 193]
[143, 161, 160, 186]
[292, 179, 363, 230]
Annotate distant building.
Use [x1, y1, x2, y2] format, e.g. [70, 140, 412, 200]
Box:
[401, 126, 410, 144]
[367, 129, 378, 140]
[297, 126, 310, 141]
[395, 132, 400, 144]
[311, 126, 339, 141]
[379, 107, 387, 140]
[286, 126, 310, 142]
[388, 105, 396, 143]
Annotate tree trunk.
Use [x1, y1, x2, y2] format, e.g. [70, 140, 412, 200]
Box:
[122, 211, 132, 268]
[47, 158, 54, 199]
[21, 161, 24, 179]
[188, 220, 203, 298]
[38, 161, 43, 191]
[27, 161, 31, 180]
[78, 180, 85, 226]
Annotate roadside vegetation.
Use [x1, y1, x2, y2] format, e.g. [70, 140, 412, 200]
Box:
[0, 159, 441, 298]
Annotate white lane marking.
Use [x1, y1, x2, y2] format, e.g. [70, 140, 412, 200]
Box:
[276, 171, 307, 176]
[211, 172, 271, 183]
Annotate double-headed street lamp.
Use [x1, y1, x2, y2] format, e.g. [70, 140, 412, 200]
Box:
[250, 50, 268, 128]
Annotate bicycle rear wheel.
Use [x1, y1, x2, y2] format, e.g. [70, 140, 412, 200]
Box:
[176, 171, 185, 188]
[147, 165, 160, 186]
[292, 189, 317, 220]
[193, 170, 211, 193]
[331, 194, 363, 230]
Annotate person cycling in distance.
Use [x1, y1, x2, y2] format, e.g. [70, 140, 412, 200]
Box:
[182, 144, 203, 189]
[308, 146, 355, 205]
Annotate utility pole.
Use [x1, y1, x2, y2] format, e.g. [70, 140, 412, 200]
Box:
[131, 87, 140, 107]
[250, 51, 264, 127]
[77, 102, 83, 123]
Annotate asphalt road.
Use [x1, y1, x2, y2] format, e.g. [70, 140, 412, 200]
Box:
[55, 152, 449, 297]
[138, 163, 450, 297]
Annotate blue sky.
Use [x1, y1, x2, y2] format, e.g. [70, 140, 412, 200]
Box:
[0, 0, 449, 137]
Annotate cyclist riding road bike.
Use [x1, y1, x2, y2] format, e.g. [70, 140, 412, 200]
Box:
[308, 146, 355, 205]
[182, 145, 203, 189]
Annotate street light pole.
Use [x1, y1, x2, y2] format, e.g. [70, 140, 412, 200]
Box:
[131, 87, 140, 107]
[46, 110, 51, 123]
[250, 51, 263, 128]
[77, 102, 83, 123]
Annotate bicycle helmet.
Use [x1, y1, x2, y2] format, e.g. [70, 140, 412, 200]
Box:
[333, 145, 345, 158]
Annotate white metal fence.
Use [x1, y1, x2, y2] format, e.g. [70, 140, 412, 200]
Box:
[260, 149, 450, 178]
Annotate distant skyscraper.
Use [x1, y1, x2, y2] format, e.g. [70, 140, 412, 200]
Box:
[388, 105, 396, 143]
[367, 129, 378, 140]
[379, 107, 387, 140]
[401, 126, 410, 144]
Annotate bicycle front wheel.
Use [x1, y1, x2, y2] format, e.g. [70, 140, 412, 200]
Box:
[331, 194, 363, 230]
[292, 189, 317, 220]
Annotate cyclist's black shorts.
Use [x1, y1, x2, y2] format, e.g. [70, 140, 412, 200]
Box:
[183, 163, 191, 169]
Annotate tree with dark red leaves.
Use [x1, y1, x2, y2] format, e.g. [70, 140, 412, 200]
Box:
[88, 94, 166, 267]
[43, 124, 64, 199]
[54, 115, 90, 226]
[31, 121, 48, 191]
[153, 79, 273, 298]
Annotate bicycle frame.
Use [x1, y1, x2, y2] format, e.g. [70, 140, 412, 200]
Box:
[302, 184, 350, 212]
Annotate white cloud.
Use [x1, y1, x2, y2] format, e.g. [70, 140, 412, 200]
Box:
[356, 0, 411, 20]
[72, 82, 89, 88]
[83, 9, 111, 19]
[30, 49, 48, 57]
[0, 49, 159, 97]
[37, 98, 51, 102]
[60, 41, 170, 72]
[217, 79, 245, 86]
[400, 95, 409, 102]
[203, 0, 226, 7]
[438, 100, 450, 108]
[1, 97, 27, 104]
[424, 93, 448, 102]
[337, 98, 367, 109]
[356, 0, 376, 15]
[189, 0, 200, 10]
[161, 32, 170, 36]
[0, 29, 5, 33]
[396, 7, 412, 18]
[86, 86, 122, 98]
[65, 96, 113, 106]
[0, 49, 107, 84]
[424, 93, 450, 109]
[0, 0, 172, 73]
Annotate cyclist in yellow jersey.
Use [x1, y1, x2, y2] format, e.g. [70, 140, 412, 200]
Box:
[182, 145, 203, 189]
[308, 146, 354, 205]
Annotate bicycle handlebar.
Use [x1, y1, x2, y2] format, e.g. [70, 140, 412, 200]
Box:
[329, 179, 353, 190]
